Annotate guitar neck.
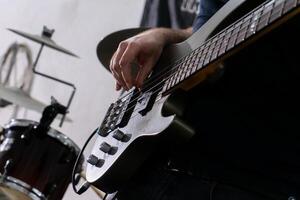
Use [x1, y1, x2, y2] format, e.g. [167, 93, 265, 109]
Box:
[161, 0, 300, 95]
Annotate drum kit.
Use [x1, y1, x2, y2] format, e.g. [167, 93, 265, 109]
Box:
[0, 26, 84, 200]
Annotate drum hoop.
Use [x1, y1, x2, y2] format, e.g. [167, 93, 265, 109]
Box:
[0, 174, 46, 200]
[4, 119, 80, 154]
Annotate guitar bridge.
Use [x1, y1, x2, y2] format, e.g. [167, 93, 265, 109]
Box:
[98, 89, 136, 136]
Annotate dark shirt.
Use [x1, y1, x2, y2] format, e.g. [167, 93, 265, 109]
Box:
[193, 0, 228, 30]
[140, 0, 200, 29]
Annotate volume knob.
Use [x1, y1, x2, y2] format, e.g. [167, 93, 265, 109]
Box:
[113, 130, 131, 142]
[100, 142, 117, 155]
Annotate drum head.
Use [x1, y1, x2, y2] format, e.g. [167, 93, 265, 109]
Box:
[0, 186, 32, 200]
[0, 176, 45, 200]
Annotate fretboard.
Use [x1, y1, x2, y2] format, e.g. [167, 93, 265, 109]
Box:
[161, 0, 299, 94]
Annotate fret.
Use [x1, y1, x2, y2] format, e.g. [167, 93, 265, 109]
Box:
[211, 36, 223, 60]
[181, 53, 195, 79]
[179, 67, 187, 82]
[203, 41, 216, 65]
[203, 40, 212, 58]
[269, 0, 285, 23]
[162, 78, 169, 93]
[166, 79, 172, 91]
[183, 57, 193, 78]
[178, 56, 189, 80]
[171, 72, 180, 89]
[170, 73, 178, 87]
[247, 6, 265, 38]
[171, 64, 182, 86]
[213, 32, 225, 58]
[204, 40, 212, 48]
[184, 53, 195, 71]
[174, 65, 184, 85]
[193, 45, 205, 71]
[168, 73, 176, 89]
[256, 1, 274, 31]
[283, 0, 298, 13]
[175, 67, 183, 84]
[191, 49, 203, 73]
[196, 54, 206, 70]
[226, 22, 242, 51]
[193, 47, 202, 56]
[185, 60, 194, 77]
[204, 51, 212, 66]
[178, 60, 188, 77]
[236, 16, 251, 44]
[170, 61, 183, 88]
[199, 47, 209, 68]
[211, 36, 219, 47]
[171, 70, 181, 85]
[176, 58, 189, 83]
[201, 46, 209, 57]
[190, 56, 200, 73]
[218, 26, 233, 56]
[189, 54, 198, 73]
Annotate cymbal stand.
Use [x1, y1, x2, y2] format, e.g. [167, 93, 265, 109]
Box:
[32, 27, 76, 127]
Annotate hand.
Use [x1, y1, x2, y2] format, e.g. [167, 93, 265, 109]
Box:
[110, 29, 166, 91]
[109, 28, 192, 91]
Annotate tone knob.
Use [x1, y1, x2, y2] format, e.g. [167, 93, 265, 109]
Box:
[112, 130, 125, 141]
[87, 154, 104, 167]
[87, 154, 98, 165]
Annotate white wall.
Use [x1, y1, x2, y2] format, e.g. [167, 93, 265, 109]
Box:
[0, 0, 145, 199]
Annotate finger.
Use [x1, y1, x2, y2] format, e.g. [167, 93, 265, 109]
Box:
[135, 58, 157, 89]
[119, 42, 140, 89]
[110, 42, 128, 89]
[110, 64, 124, 90]
[111, 70, 127, 91]
[116, 82, 122, 91]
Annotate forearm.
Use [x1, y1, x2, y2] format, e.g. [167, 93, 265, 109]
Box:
[144, 27, 193, 46]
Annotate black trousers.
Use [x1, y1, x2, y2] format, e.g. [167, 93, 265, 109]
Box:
[108, 165, 282, 200]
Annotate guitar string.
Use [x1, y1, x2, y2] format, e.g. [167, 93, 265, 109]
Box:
[110, 0, 269, 111]
[109, 0, 273, 107]
[113, 0, 285, 125]
[100, 0, 271, 130]
[101, 0, 284, 129]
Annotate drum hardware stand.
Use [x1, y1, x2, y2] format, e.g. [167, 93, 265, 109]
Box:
[0, 159, 13, 182]
[36, 97, 67, 135]
[32, 26, 76, 127]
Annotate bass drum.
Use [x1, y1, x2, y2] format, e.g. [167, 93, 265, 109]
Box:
[0, 119, 82, 200]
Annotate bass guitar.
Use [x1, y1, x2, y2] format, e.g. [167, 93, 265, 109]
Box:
[84, 0, 300, 193]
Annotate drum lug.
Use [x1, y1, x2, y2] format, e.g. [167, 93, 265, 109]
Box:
[0, 126, 4, 143]
[20, 125, 34, 144]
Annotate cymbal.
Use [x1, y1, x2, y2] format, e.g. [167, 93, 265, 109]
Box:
[96, 27, 148, 72]
[0, 85, 72, 122]
[8, 28, 79, 58]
